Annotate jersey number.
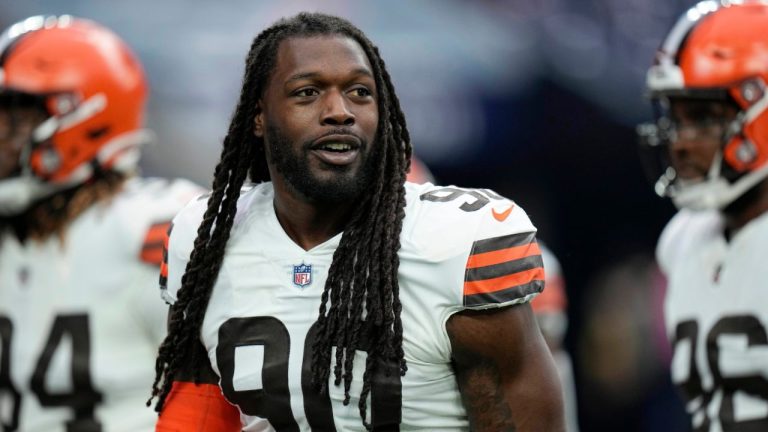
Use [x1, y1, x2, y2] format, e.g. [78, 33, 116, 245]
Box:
[673, 315, 768, 431]
[420, 187, 504, 212]
[216, 316, 402, 431]
[0, 314, 103, 432]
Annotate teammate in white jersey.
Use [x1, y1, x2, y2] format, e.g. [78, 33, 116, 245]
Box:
[149, 12, 565, 432]
[0, 16, 201, 431]
[638, 2, 768, 430]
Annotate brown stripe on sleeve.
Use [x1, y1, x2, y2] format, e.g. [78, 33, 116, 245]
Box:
[463, 231, 544, 306]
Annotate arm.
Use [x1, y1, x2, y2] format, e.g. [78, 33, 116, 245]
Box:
[447, 303, 565, 432]
[156, 310, 242, 432]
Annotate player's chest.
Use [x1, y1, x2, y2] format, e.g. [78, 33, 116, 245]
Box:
[0, 236, 132, 309]
[203, 265, 403, 431]
[665, 241, 768, 373]
[200, 247, 463, 430]
[667, 237, 767, 315]
[665, 238, 768, 429]
[212, 250, 333, 316]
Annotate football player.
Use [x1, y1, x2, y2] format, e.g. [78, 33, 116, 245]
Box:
[0, 16, 201, 431]
[149, 12, 565, 431]
[638, 1, 768, 430]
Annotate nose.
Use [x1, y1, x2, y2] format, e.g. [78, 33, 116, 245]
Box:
[669, 132, 692, 153]
[321, 89, 355, 126]
[668, 122, 706, 154]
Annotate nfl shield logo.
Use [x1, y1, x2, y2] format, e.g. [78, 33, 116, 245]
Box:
[293, 263, 312, 287]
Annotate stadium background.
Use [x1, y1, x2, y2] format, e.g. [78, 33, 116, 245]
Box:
[0, 1, 700, 430]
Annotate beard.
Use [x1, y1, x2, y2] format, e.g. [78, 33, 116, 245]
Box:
[265, 124, 377, 204]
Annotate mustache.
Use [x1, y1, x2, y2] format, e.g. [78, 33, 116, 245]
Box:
[305, 128, 366, 149]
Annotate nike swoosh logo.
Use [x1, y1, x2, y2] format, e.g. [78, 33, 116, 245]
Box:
[492, 205, 514, 222]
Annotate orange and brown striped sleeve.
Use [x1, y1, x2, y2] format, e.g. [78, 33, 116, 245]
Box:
[158, 222, 174, 291]
[141, 220, 173, 267]
[463, 231, 545, 307]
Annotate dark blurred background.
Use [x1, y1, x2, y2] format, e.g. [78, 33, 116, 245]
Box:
[0, 1, 699, 430]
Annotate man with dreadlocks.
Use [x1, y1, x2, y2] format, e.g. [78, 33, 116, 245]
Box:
[150, 12, 564, 432]
[0, 15, 201, 431]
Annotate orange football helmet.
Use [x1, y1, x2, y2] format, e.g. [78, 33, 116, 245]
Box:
[0, 15, 148, 214]
[639, 1, 768, 210]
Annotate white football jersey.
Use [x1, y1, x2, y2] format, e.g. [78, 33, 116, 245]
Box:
[657, 209, 768, 431]
[162, 181, 545, 431]
[0, 177, 201, 432]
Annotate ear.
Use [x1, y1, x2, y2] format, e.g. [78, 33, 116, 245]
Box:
[254, 101, 264, 138]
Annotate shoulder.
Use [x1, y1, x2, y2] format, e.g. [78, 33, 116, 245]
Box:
[101, 177, 205, 266]
[402, 182, 543, 309]
[167, 182, 272, 256]
[171, 181, 272, 237]
[656, 209, 722, 275]
[742, 210, 768, 242]
[161, 182, 271, 305]
[402, 182, 536, 258]
[119, 177, 204, 208]
[113, 177, 205, 228]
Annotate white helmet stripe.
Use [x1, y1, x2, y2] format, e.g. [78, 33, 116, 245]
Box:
[32, 93, 107, 142]
[744, 84, 768, 123]
[663, 1, 720, 58]
[645, 2, 720, 92]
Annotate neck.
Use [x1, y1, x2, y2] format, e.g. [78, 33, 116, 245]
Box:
[271, 178, 355, 251]
[723, 178, 768, 236]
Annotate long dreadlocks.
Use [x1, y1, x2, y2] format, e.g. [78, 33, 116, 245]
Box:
[149, 12, 413, 428]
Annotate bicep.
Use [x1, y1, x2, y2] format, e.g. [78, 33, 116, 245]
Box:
[447, 303, 565, 432]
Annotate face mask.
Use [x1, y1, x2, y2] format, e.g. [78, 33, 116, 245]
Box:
[0, 176, 54, 215]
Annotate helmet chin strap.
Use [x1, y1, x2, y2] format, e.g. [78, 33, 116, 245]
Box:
[667, 150, 768, 210]
[0, 175, 72, 216]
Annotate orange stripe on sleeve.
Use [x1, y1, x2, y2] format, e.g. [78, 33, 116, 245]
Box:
[146, 222, 171, 244]
[156, 381, 241, 432]
[466, 242, 541, 269]
[141, 221, 172, 266]
[160, 260, 169, 280]
[141, 247, 164, 266]
[464, 267, 545, 296]
[159, 222, 173, 286]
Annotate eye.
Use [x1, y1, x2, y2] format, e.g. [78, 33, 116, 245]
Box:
[350, 87, 372, 98]
[293, 88, 319, 98]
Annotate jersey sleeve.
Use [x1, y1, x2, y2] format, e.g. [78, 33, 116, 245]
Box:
[141, 221, 172, 266]
[112, 177, 203, 268]
[460, 197, 544, 309]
